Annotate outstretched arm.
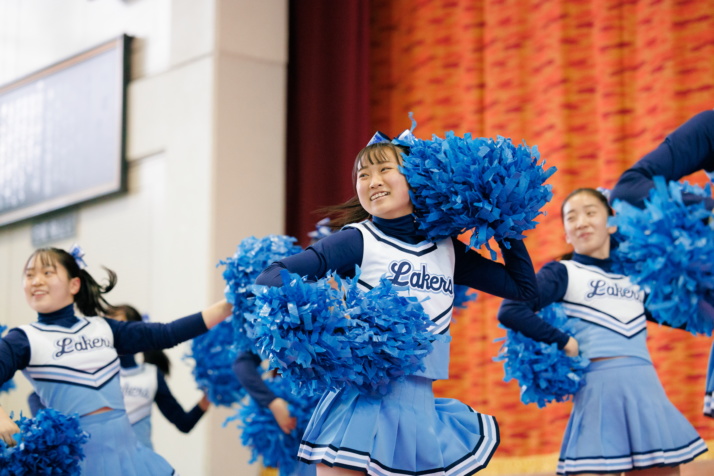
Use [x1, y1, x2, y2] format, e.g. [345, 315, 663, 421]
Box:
[154, 372, 207, 433]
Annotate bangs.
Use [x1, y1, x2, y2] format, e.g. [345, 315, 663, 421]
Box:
[25, 249, 58, 269]
[353, 143, 404, 178]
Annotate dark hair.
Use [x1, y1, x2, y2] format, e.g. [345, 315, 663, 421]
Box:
[560, 188, 614, 260]
[110, 304, 171, 376]
[25, 248, 117, 317]
[320, 142, 410, 229]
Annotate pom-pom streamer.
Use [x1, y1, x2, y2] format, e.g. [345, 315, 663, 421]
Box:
[225, 377, 321, 476]
[186, 319, 244, 406]
[494, 303, 589, 408]
[611, 177, 714, 336]
[248, 269, 446, 397]
[220, 235, 303, 352]
[0, 408, 88, 475]
[400, 131, 556, 258]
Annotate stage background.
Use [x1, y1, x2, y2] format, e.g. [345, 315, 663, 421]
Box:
[287, 0, 714, 473]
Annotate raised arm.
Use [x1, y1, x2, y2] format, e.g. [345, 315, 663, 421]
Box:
[610, 110, 714, 209]
[109, 299, 232, 356]
[453, 238, 537, 301]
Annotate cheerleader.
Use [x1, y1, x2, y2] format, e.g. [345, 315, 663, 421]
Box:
[498, 188, 707, 475]
[0, 246, 232, 474]
[255, 135, 538, 476]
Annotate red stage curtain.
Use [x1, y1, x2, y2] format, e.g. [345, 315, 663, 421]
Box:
[286, 0, 372, 245]
[369, 0, 714, 471]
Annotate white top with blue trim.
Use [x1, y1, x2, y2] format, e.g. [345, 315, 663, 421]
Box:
[121, 363, 158, 424]
[347, 220, 455, 379]
[20, 316, 124, 415]
[561, 260, 651, 362]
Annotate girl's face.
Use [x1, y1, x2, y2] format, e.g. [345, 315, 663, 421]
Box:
[23, 255, 80, 314]
[356, 148, 414, 219]
[563, 192, 615, 259]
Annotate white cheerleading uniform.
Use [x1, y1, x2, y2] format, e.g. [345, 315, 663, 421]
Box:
[350, 220, 455, 378]
[559, 260, 650, 362]
[554, 259, 707, 475]
[298, 220, 500, 476]
[121, 363, 159, 448]
[21, 317, 123, 415]
[17, 315, 175, 475]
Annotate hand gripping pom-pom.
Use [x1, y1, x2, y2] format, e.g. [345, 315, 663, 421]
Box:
[611, 177, 714, 336]
[400, 131, 556, 258]
[186, 318, 245, 406]
[0, 408, 89, 475]
[224, 377, 321, 476]
[494, 303, 589, 408]
[248, 269, 447, 397]
[220, 235, 303, 353]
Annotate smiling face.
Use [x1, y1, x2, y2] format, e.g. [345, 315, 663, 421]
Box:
[355, 145, 414, 219]
[562, 191, 615, 259]
[23, 252, 80, 314]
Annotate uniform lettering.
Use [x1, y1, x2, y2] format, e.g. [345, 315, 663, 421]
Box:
[586, 279, 644, 302]
[389, 260, 453, 295]
[54, 335, 112, 359]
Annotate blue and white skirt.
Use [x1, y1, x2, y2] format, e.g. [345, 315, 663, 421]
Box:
[557, 357, 707, 475]
[297, 376, 499, 476]
[704, 340, 714, 417]
[80, 409, 176, 476]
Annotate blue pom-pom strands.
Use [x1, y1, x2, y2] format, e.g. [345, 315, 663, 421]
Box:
[494, 303, 589, 408]
[187, 318, 245, 407]
[0, 409, 88, 475]
[225, 377, 321, 476]
[399, 127, 556, 259]
[219, 235, 303, 353]
[248, 269, 445, 397]
[611, 176, 714, 336]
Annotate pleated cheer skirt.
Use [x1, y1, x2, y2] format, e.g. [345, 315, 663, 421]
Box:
[557, 357, 707, 475]
[297, 376, 499, 476]
[704, 340, 714, 417]
[79, 409, 176, 476]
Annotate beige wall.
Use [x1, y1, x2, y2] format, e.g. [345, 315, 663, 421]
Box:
[0, 0, 287, 474]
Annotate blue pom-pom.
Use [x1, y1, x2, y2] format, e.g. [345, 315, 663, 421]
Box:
[494, 303, 589, 408]
[219, 235, 303, 352]
[186, 319, 244, 406]
[248, 269, 445, 396]
[0, 408, 88, 475]
[225, 377, 321, 476]
[400, 132, 556, 258]
[453, 284, 477, 310]
[0, 326, 14, 394]
[611, 177, 714, 336]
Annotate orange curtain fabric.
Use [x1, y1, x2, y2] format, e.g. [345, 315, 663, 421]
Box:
[370, 0, 714, 471]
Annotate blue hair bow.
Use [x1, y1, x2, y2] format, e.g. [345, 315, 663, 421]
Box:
[68, 244, 87, 270]
[365, 112, 418, 147]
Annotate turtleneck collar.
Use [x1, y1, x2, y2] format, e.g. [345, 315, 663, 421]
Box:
[38, 303, 79, 326]
[571, 252, 613, 273]
[371, 214, 426, 244]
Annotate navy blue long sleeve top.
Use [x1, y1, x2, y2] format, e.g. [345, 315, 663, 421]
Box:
[610, 110, 714, 210]
[232, 351, 276, 408]
[0, 304, 207, 386]
[498, 252, 681, 347]
[256, 215, 537, 303]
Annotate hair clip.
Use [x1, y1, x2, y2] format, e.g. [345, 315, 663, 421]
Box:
[391, 111, 418, 147]
[141, 313, 151, 322]
[366, 131, 391, 146]
[596, 187, 612, 200]
[68, 244, 88, 270]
